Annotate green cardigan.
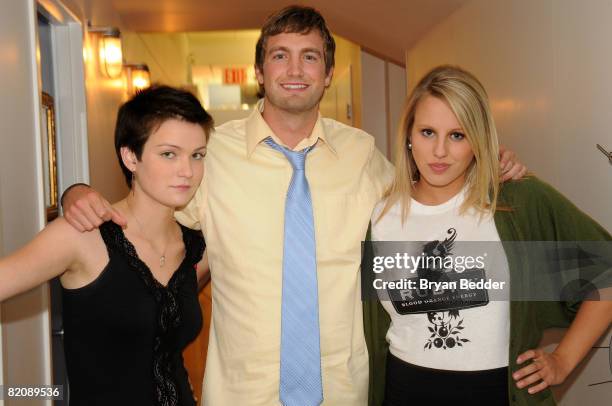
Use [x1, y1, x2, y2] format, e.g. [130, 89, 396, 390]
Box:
[363, 176, 611, 406]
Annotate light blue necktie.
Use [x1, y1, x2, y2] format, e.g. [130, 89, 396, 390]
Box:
[265, 137, 323, 406]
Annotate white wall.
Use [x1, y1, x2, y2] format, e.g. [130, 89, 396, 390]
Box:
[0, 0, 51, 401]
[387, 62, 407, 162]
[407, 0, 612, 404]
[361, 51, 407, 160]
[407, 0, 612, 232]
[361, 52, 387, 155]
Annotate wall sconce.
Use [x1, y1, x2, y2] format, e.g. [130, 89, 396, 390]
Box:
[125, 63, 151, 95]
[88, 23, 123, 78]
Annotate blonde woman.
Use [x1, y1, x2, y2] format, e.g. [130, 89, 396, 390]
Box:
[364, 66, 612, 405]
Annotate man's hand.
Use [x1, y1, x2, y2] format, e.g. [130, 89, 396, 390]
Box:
[499, 145, 528, 182]
[62, 184, 127, 232]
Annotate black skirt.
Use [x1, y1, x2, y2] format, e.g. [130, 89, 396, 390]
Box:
[383, 352, 509, 406]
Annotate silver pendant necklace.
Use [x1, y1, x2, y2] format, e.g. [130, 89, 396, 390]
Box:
[126, 199, 168, 268]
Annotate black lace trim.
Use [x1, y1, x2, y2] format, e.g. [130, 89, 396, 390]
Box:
[99, 221, 204, 406]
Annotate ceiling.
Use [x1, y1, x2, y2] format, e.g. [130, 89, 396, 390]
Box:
[88, 0, 468, 64]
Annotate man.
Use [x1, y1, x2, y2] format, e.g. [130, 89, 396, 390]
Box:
[63, 6, 525, 405]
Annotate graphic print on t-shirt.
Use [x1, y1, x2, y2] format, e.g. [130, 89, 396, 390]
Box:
[425, 310, 468, 350]
[386, 228, 490, 350]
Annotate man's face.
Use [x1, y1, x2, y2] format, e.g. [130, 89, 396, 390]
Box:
[256, 31, 333, 115]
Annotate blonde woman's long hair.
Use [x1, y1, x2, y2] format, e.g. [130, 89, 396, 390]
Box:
[378, 65, 500, 224]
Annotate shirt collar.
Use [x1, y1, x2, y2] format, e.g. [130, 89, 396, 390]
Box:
[245, 99, 338, 158]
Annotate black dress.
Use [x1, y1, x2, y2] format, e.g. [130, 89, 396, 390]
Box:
[62, 221, 204, 406]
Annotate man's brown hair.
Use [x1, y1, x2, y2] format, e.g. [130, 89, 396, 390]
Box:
[255, 5, 336, 76]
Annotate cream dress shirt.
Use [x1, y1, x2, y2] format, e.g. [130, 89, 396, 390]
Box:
[176, 101, 393, 405]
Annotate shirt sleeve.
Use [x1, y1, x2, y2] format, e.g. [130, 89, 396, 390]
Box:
[365, 141, 395, 201]
[504, 177, 612, 319]
[536, 177, 612, 313]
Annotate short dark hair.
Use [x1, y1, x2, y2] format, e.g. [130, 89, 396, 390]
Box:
[114, 85, 214, 188]
[255, 5, 336, 75]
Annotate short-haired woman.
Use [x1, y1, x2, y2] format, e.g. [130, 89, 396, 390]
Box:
[0, 85, 214, 406]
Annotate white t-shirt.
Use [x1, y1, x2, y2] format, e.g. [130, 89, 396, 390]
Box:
[371, 189, 510, 371]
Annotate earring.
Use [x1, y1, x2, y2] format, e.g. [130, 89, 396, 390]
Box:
[407, 143, 412, 150]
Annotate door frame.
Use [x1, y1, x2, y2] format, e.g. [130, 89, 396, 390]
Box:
[39, 0, 90, 190]
[0, 0, 89, 400]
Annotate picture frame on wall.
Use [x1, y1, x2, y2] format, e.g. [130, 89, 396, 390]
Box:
[41, 92, 58, 221]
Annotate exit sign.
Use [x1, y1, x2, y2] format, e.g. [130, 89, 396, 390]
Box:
[224, 68, 246, 84]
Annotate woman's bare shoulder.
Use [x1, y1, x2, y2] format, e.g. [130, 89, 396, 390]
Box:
[43, 217, 107, 264]
[46, 216, 101, 242]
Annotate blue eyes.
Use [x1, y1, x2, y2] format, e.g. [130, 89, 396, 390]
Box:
[421, 129, 434, 137]
[420, 129, 465, 141]
[450, 132, 465, 141]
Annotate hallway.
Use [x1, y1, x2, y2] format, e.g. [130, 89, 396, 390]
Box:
[1, 1, 611, 405]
